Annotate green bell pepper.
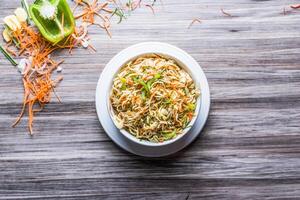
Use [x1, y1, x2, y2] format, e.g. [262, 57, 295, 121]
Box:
[29, 0, 75, 44]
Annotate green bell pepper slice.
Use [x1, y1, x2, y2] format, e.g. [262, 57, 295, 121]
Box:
[29, 0, 75, 44]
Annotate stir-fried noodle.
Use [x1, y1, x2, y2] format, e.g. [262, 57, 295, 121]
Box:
[110, 54, 200, 142]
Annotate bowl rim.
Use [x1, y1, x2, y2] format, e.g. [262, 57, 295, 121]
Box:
[104, 42, 202, 147]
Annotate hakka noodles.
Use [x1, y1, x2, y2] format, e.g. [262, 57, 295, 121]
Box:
[110, 54, 200, 143]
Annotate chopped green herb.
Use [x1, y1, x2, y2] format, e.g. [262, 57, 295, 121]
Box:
[141, 90, 146, 100]
[154, 73, 161, 79]
[139, 79, 150, 93]
[112, 8, 126, 24]
[186, 103, 196, 111]
[121, 84, 127, 90]
[132, 76, 139, 83]
[146, 73, 162, 89]
[146, 79, 154, 89]
[164, 99, 171, 104]
[162, 131, 176, 140]
[120, 77, 127, 84]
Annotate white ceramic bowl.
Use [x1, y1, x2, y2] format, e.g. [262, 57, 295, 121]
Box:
[106, 42, 202, 147]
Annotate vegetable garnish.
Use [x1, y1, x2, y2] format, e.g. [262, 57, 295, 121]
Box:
[29, 0, 75, 44]
[1, 5, 90, 133]
[126, 0, 147, 13]
[3, 20, 69, 134]
[12, 74, 64, 134]
[0, 45, 18, 66]
[188, 18, 201, 29]
[291, 4, 300, 9]
[74, 0, 112, 37]
[73, 0, 156, 32]
[220, 8, 232, 17]
[1, 0, 157, 134]
[110, 55, 200, 143]
[21, 0, 31, 23]
[112, 8, 127, 24]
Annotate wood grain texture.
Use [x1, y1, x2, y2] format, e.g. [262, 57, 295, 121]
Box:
[1, 0, 300, 199]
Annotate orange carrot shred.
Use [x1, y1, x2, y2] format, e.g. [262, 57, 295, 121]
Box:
[9, 22, 72, 134]
[291, 4, 300, 9]
[188, 18, 201, 29]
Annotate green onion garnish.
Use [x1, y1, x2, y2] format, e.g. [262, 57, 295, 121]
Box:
[139, 79, 150, 93]
[21, 0, 31, 24]
[0, 45, 18, 66]
[186, 103, 196, 111]
[112, 8, 126, 24]
[162, 131, 176, 140]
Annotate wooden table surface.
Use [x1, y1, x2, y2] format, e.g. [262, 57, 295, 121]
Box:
[1, 0, 300, 199]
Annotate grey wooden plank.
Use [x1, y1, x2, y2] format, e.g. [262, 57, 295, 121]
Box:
[0, 0, 300, 199]
[0, 179, 299, 199]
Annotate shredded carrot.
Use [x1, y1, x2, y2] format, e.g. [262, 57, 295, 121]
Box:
[291, 4, 300, 9]
[126, 0, 141, 11]
[73, 0, 115, 37]
[73, 0, 149, 39]
[72, 0, 88, 13]
[8, 22, 72, 134]
[6, 0, 154, 134]
[132, 0, 142, 10]
[187, 112, 193, 121]
[221, 8, 232, 17]
[88, 44, 97, 52]
[75, 1, 109, 23]
[5, 47, 17, 56]
[188, 18, 201, 29]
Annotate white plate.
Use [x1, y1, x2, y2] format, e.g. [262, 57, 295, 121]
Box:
[95, 42, 210, 157]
